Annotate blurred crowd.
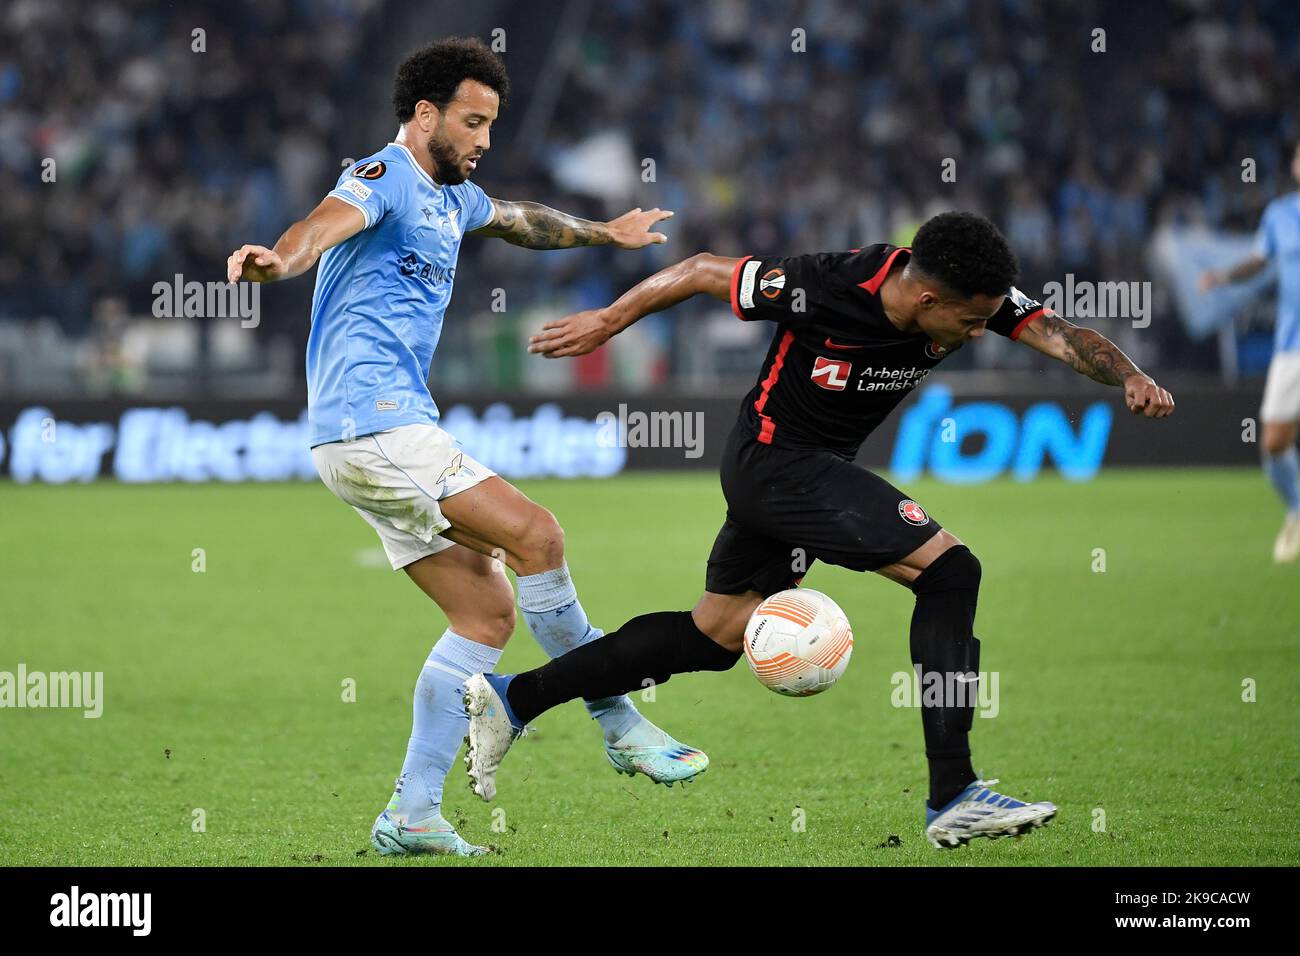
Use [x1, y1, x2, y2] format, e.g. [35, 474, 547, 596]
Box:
[2, 0, 1297, 395]
[535, 0, 1298, 378]
[0, 0, 384, 391]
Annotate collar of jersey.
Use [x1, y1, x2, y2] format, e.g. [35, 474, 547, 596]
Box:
[388, 142, 444, 191]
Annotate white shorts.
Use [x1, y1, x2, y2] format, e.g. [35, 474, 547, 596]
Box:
[311, 423, 496, 570]
[1261, 352, 1300, 423]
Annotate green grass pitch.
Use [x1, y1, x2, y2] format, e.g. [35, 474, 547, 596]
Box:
[1, 469, 1296, 866]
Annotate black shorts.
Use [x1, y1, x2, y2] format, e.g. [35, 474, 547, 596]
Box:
[705, 422, 944, 596]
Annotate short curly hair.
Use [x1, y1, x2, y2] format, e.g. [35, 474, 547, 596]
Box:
[392, 37, 510, 122]
[910, 211, 1019, 298]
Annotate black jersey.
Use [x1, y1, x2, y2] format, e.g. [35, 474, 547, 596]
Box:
[729, 244, 1044, 458]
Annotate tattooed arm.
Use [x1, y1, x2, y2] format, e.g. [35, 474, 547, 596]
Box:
[1017, 309, 1140, 385]
[1016, 310, 1176, 418]
[472, 198, 672, 250]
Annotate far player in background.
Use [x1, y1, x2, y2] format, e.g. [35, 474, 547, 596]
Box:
[1201, 139, 1300, 562]
[464, 212, 1175, 849]
[227, 38, 701, 857]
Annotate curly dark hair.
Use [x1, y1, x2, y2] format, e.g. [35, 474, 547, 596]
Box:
[392, 37, 510, 122]
[910, 211, 1019, 298]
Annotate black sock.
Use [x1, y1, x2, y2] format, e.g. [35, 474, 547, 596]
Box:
[506, 610, 741, 725]
[909, 545, 983, 809]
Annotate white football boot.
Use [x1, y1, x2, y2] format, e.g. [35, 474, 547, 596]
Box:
[462, 673, 524, 802]
[924, 779, 1057, 849]
[463, 672, 711, 800]
[1273, 511, 1300, 563]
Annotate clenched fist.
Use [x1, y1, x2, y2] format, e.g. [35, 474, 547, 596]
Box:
[1123, 375, 1175, 418]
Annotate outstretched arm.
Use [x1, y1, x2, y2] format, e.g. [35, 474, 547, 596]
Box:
[1199, 253, 1269, 292]
[1015, 310, 1175, 418]
[473, 198, 673, 250]
[226, 197, 365, 283]
[528, 252, 738, 357]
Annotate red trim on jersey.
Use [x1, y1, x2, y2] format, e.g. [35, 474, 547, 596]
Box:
[858, 246, 910, 295]
[754, 329, 795, 444]
[1009, 307, 1044, 341]
[730, 255, 754, 320]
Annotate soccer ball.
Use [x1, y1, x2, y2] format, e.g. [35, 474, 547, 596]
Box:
[743, 589, 854, 697]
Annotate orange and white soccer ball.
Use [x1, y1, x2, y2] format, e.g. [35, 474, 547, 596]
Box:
[743, 589, 854, 697]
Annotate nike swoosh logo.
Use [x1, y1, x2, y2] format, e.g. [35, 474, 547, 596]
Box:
[824, 338, 863, 350]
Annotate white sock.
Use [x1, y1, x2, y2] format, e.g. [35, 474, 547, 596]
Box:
[386, 630, 502, 824]
[516, 563, 642, 742]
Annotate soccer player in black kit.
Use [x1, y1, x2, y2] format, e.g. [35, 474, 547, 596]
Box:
[463, 212, 1176, 848]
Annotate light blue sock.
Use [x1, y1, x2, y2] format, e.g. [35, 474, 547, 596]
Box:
[1264, 446, 1300, 513]
[386, 629, 502, 825]
[516, 563, 642, 743]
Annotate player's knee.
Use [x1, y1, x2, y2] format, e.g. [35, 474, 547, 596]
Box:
[911, 544, 982, 595]
[696, 617, 747, 657]
[516, 508, 566, 572]
[493, 602, 518, 642]
[454, 602, 516, 647]
[691, 595, 757, 655]
[1262, 428, 1294, 456]
[686, 610, 746, 667]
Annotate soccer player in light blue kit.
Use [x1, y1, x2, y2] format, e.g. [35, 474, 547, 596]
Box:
[226, 38, 706, 856]
[1202, 139, 1300, 562]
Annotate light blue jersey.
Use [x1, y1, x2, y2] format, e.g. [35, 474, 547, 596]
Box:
[1255, 191, 1300, 354]
[306, 142, 494, 447]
